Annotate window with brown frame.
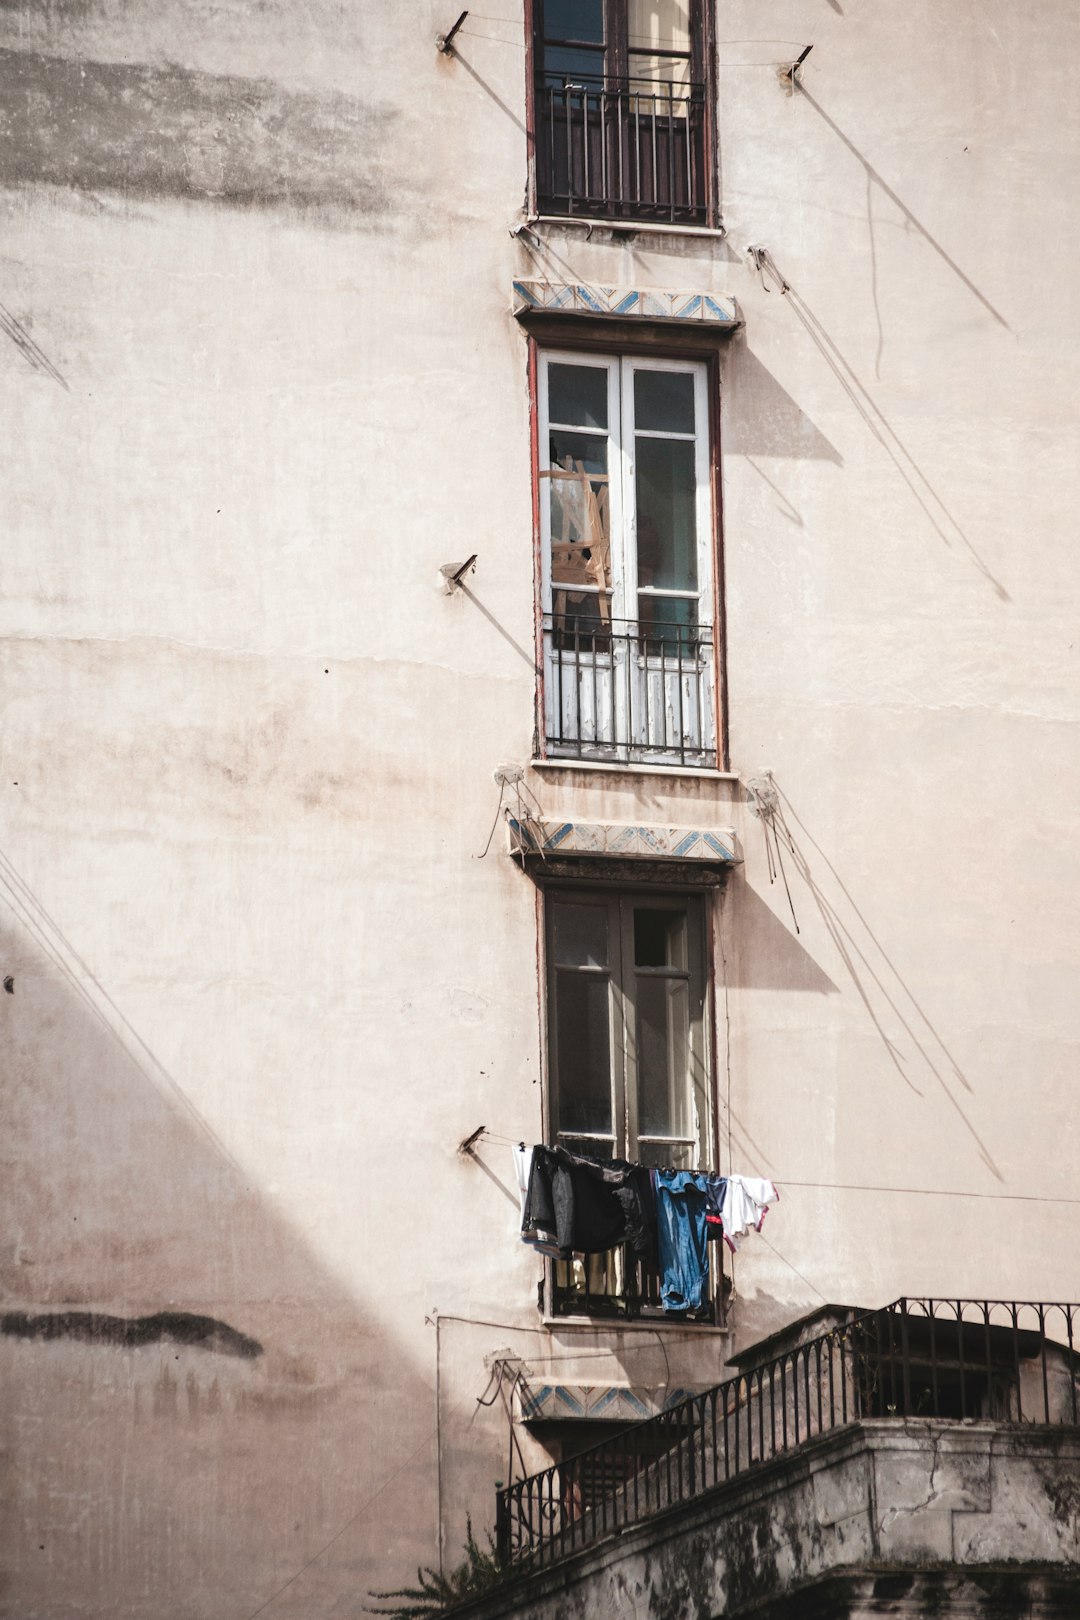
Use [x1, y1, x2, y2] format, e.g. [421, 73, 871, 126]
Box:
[532, 0, 712, 225]
[544, 886, 718, 1321]
[546, 888, 710, 1170]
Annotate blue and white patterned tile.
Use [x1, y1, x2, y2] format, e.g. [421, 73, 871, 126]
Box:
[507, 817, 738, 864]
[512, 280, 739, 327]
[672, 831, 704, 858]
[519, 1383, 701, 1423]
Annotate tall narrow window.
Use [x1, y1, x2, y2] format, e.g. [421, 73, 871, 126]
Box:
[546, 890, 709, 1168]
[532, 0, 710, 224]
[539, 349, 717, 766]
[544, 886, 715, 1320]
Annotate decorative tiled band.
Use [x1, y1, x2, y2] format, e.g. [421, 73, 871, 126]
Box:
[508, 816, 737, 864]
[518, 1382, 701, 1423]
[513, 280, 740, 327]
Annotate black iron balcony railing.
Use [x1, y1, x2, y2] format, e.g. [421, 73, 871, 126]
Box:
[543, 612, 716, 767]
[497, 1298, 1080, 1567]
[536, 78, 708, 225]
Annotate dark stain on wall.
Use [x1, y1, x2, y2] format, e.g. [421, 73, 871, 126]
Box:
[0, 0, 99, 12]
[872, 1573, 915, 1600]
[1, 1309, 263, 1357]
[1042, 1467, 1080, 1527]
[0, 47, 399, 214]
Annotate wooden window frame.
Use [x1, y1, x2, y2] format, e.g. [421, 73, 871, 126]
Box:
[545, 886, 710, 1167]
[525, 0, 718, 227]
[540, 879, 724, 1323]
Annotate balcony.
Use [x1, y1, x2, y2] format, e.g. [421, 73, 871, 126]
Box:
[495, 1298, 1080, 1577]
[535, 79, 708, 227]
[543, 613, 716, 768]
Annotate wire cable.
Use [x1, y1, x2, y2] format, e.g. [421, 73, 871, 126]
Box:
[476, 1134, 1080, 1208]
[474, 781, 507, 859]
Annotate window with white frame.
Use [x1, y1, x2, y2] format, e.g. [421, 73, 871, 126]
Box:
[538, 349, 717, 766]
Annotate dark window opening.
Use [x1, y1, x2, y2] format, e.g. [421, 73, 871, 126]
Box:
[532, 0, 711, 224]
[854, 1313, 1043, 1422]
[536, 1419, 684, 1526]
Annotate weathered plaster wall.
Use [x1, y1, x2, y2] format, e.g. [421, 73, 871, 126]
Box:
[1, 0, 1079, 1614]
[455, 1422, 1080, 1619]
[711, 0, 1080, 1343]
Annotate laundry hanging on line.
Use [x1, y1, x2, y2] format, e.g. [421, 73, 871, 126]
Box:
[720, 1175, 780, 1252]
[653, 1169, 711, 1312]
[514, 1145, 779, 1314]
[511, 1144, 561, 1258]
[519, 1143, 656, 1262]
[704, 1173, 727, 1233]
[649, 1171, 780, 1311]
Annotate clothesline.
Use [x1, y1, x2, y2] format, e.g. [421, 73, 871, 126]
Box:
[514, 1143, 779, 1314]
[480, 1126, 734, 1178]
[779, 1179, 1080, 1207]
[474, 1131, 1079, 1208]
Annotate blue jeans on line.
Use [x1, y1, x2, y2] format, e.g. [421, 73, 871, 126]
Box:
[654, 1170, 710, 1312]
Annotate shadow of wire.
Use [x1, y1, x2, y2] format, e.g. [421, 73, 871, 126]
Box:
[769, 787, 1004, 1184]
[459, 582, 539, 671]
[780, 280, 1011, 602]
[0, 844, 240, 1172]
[449, 46, 528, 137]
[756, 1230, 830, 1305]
[797, 86, 1010, 332]
[0, 301, 69, 390]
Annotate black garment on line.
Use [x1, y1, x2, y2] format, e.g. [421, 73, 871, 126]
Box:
[522, 1145, 656, 1261]
[704, 1173, 727, 1243]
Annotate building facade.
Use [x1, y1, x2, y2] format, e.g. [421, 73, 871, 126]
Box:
[2, 2, 1079, 1615]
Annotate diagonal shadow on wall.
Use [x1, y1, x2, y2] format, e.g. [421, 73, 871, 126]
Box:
[797, 85, 1010, 334]
[764, 787, 1004, 1185]
[0, 848, 437, 1618]
[721, 878, 839, 993]
[721, 343, 843, 465]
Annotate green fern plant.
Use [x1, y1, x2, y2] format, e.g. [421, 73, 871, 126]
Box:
[367, 1518, 517, 1618]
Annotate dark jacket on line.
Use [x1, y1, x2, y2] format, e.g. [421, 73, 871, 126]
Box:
[522, 1144, 656, 1260]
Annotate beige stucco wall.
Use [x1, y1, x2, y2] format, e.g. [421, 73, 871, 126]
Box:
[1, 2, 1078, 1615]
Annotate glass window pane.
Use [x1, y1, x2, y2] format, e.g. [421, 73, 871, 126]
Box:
[635, 438, 698, 592]
[548, 363, 608, 430]
[553, 595, 612, 641]
[638, 1140, 694, 1171]
[540, 44, 606, 89]
[547, 431, 611, 599]
[559, 1133, 616, 1159]
[548, 428, 607, 478]
[637, 592, 698, 652]
[634, 369, 695, 434]
[544, 0, 604, 44]
[628, 0, 691, 55]
[554, 902, 609, 968]
[634, 907, 687, 970]
[555, 972, 613, 1135]
[628, 53, 691, 91]
[634, 369, 693, 434]
[635, 977, 691, 1137]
